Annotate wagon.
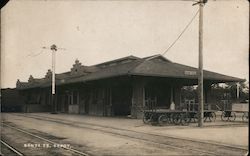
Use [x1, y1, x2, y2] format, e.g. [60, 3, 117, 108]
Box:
[187, 110, 217, 123]
[143, 109, 190, 126]
[220, 103, 249, 122]
[143, 109, 217, 126]
[221, 110, 248, 122]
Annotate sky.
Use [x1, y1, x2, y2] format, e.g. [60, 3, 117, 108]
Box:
[1, 0, 249, 88]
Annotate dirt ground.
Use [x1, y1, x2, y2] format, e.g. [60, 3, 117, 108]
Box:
[14, 112, 248, 147]
[1, 113, 248, 155]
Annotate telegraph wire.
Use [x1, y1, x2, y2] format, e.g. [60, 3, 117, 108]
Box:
[27, 50, 44, 57]
[161, 9, 199, 56]
[27, 47, 66, 58]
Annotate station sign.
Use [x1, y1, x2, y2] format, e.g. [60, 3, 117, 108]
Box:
[184, 70, 197, 76]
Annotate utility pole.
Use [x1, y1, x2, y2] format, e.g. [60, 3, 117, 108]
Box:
[193, 0, 207, 127]
[42, 44, 59, 114]
[51, 44, 57, 113]
[197, 0, 206, 127]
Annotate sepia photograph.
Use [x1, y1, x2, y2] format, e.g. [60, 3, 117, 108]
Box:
[0, 0, 249, 155]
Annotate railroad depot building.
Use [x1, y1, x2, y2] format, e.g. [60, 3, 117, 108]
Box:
[16, 54, 243, 118]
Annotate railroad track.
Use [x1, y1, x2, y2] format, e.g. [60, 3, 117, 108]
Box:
[1, 123, 89, 156]
[2, 120, 208, 156]
[6, 113, 248, 156]
[1, 140, 24, 156]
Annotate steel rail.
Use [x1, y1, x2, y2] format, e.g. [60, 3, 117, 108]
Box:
[3, 121, 208, 156]
[2, 123, 89, 156]
[16, 113, 248, 150]
[1, 140, 24, 156]
[9, 114, 248, 155]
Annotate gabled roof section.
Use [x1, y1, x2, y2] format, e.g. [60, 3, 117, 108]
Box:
[143, 54, 172, 62]
[130, 59, 243, 82]
[95, 55, 140, 68]
[56, 72, 71, 80]
[17, 54, 244, 90]
[65, 59, 143, 84]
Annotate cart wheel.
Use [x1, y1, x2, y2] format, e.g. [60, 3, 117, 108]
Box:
[193, 113, 198, 123]
[158, 115, 169, 126]
[242, 113, 248, 122]
[180, 113, 189, 126]
[173, 114, 181, 125]
[209, 112, 216, 122]
[186, 117, 192, 123]
[169, 114, 175, 124]
[186, 113, 192, 123]
[228, 112, 236, 121]
[143, 113, 152, 124]
[213, 112, 216, 120]
[188, 113, 197, 123]
[203, 112, 210, 122]
[221, 112, 228, 121]
[204, 116, 208, 122]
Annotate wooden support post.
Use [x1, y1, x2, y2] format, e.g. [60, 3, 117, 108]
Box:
[170, 86, 175, 110]
[142, 85, 145, 107]
[236, 83, 240, 100]
[131, 79, 145, 118]
[109, 87, 112, 116]
[170, 86, 173, 103]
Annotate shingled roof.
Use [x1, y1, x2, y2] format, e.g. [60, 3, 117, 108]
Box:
[17, 54, 244, 90]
